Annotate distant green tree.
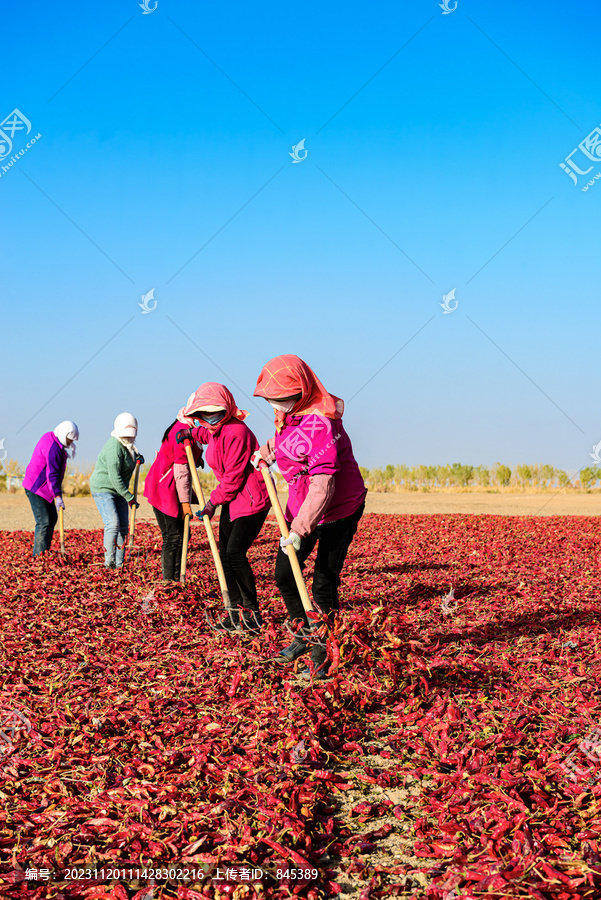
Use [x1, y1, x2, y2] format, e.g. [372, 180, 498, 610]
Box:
[384, 464, 395, 485]
[436, 465, 451, 488]
[540, 464, 555, 487]
[557, 470, 571, 488]
[580, 467, 597, 490]
[516, 464, 533, 487]
[474, 465, 490, 487]
[450, 463, 474, 487]
[495, 464, 512, 487]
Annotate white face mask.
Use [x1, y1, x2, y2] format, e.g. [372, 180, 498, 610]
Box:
[268, 399, 297, 413]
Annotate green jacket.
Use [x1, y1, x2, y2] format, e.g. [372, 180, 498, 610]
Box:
[90, 437, 136, 501]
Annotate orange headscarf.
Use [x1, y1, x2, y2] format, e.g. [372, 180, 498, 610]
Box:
[254, 355, 344, 432]
[178, 383, 248, 433]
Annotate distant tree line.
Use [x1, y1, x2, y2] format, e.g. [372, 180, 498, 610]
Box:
[1, 459, 598, 495]
[358, 463, 600, 492]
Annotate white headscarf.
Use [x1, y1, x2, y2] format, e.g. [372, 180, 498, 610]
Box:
[111, 412, 138, 459]
[53, 421, 79, 459]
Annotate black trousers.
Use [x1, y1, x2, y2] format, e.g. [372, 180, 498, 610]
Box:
[275, 502, 365, 628]
[154, 507, 185, 581]
[218, 503, 268, 610]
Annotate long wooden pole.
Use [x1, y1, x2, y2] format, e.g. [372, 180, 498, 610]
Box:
[180, 513, 190, 582]
[58, 506, 66, 558]
[259, 464, 313, 614]
[128, 461, 141, 551]
[183, 441, 231, 608]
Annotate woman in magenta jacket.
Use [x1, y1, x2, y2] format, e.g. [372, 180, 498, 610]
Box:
[253, 355, 366, 679]
[144, 420, 204, 584]
[176, 383, 271, 632]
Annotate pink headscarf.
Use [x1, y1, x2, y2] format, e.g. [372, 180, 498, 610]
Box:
[253, 354, 343, 432]
[178, 383, 248, 434]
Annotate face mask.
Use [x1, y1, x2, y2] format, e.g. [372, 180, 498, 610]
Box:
[121, 435, 135, 444]
[199, 412, 226, 426]
[268, 399, 297, 413]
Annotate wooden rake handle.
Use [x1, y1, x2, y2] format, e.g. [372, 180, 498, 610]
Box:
[128, 460, 141, 551]
[183, 440, 232, 608]
[180, 514, 191, 582]
[259, 463, 313, 615]
[58, 505, 66, 558]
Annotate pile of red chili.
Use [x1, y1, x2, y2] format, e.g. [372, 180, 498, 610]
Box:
[1, 513, 601, 899]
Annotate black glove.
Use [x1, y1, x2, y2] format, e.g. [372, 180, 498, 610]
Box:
[176, 429, 193, 445]
[135, 453, 145, 465]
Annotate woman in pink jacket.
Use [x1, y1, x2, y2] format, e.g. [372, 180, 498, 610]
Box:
[253, 355, 366, 679]
[176, 383, 271, 632]
[22, 421, 80, 557]
[144, 420, 204, 583]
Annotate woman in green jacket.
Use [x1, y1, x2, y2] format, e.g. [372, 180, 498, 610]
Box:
[90, 413, 144, 568]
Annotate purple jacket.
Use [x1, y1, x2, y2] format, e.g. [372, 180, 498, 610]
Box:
[274, 414, 366, 527]
[23, 432, 67, 503]
[191, 420, 270, 521]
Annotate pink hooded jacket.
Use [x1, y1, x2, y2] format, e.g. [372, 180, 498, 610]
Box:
[144, 421, 203, 518]
[268, 413, 366, 535]
[179, 383, 270, 521]
[190, 420, 270, 520]
[254, 355, 366, 537]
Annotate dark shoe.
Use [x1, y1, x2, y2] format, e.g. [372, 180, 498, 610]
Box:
[213, 609, 240, 631]
[300, 644, 330, 680]
[240, 607, 263, 633]
[274, 637, 311, 665]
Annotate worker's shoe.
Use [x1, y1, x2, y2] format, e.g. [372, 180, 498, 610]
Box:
[274, 636, 311, 664]
[300, 644, 330, 681]
[240, 607, 263, 633]
[214, 609, 240, 631]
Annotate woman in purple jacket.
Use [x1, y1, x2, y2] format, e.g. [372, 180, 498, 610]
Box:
[22, 421, 80, 557]
[253, 355, 366, 679]
[175, 383, 271, 632]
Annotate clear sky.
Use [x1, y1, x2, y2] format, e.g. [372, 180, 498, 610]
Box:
[2, 0, 599, 474]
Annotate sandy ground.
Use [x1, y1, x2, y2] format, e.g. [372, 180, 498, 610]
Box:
[1, 490, 599, 530]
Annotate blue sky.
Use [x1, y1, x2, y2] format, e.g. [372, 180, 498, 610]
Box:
[2, 0, 599, 473]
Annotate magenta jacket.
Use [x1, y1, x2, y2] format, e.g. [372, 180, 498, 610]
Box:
[23, 432, 68, 503]
[190, 420, 270, 520]
[272, 414, 366, 530]
[144, 421, 203, 518]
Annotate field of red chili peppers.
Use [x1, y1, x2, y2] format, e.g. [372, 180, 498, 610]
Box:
[2, 513, 601, 900]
